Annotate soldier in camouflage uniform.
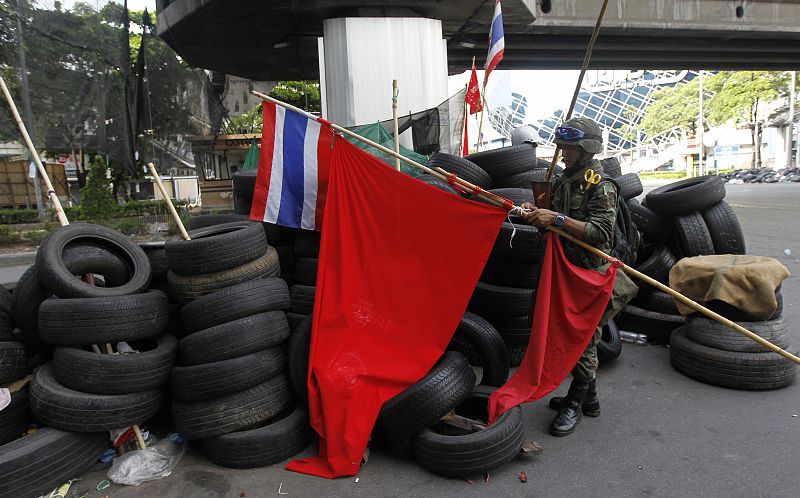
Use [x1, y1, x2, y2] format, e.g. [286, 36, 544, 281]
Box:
[520, 117, 618, 437]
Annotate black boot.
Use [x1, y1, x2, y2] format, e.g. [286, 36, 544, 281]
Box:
[547, 379, 600, 417]
[549, 380, 591, 437]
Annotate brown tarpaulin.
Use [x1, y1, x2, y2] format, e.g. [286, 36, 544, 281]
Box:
[669, 255, 790, 319]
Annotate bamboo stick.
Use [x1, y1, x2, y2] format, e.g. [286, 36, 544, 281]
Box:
[392, 80, 401, 171]
[252, 91, 798, 365]
[545, 0, 610, 181]
[0, 76, 69, 225]
[147, 163, 190, 241]
[132, 424, 148, 450]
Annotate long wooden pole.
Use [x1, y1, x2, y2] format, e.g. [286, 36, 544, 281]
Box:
[475, 84, 488, 152]
[253, 91, 799, 365]
[545, 0, 610, 181]
[392, 80, 401, 171]
[0, 76, 69, 225]
[148, 163, 190, 240]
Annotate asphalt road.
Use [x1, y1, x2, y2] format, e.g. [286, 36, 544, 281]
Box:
[15, 183, 800, 498]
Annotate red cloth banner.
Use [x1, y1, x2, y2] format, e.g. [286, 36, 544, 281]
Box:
[286, 138, 506, 478]
[487, 233, 616, 423]
[466, 61, 483, 115]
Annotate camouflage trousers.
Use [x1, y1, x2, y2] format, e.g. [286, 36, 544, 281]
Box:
[571, 324, 602, 383]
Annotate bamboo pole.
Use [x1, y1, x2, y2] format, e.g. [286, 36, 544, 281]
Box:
[147, 163, 190, 241]
[462, 82, 469, 156]
[392, 80, 401, 171]
[252, 91, 799, 365]
[132, 424, 148, 450]
[545, 0, 610, 181]
[0, 76, 69, 225]
[476, 85, 488, 152]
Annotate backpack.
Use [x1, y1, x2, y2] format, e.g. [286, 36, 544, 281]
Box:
[584, 176, 641, 267]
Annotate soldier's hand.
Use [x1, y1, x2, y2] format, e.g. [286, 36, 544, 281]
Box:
[519, 202, 537, 225]
[530, 208, 557, 229]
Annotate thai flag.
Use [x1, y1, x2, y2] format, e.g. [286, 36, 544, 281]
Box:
[250, 102, 332, 230]
[484, 0, 505, 83]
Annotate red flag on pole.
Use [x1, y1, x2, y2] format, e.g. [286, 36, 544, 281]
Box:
[466, 59, 483, 115]
[487, 233, 616, 423]
[285, 137, 506, 479]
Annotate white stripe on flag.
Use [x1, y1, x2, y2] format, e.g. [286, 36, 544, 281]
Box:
[265, 106, 285, 223]
[486, 37, 504, 67]
[301, 120, 320, 230]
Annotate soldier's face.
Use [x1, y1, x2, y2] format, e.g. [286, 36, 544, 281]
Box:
[561, 145, 582, 167]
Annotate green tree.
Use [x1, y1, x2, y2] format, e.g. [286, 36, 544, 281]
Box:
[705, 71, 789, 168]
[270, 81, 321, 113]
[220, 82, 322, 134]
[223, 103, 263, 134]
[637, 78, 701, 139]
[79, 155, 117, 220]
[0, 2, 208, 195]
[636, 71, 791, 168]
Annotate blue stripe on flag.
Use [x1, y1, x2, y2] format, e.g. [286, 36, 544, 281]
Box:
[490, 12, 504, 46]
[278, 111, 307, 227]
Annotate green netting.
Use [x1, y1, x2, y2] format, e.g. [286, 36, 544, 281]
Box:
[242, 138, 260, 170]
[345, 123, 426, 178]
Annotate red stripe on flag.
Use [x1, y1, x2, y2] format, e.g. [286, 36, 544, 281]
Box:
[250, 102, 277, 222]
[314, 123, 332, 231]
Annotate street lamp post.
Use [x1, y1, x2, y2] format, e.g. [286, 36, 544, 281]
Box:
[698, 70, 704, 177]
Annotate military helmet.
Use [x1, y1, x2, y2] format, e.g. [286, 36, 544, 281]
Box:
[553, 117, 603, 154]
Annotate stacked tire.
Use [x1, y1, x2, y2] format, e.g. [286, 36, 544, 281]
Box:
[456, 148, 541, 366]
[289, 230, 321, 316]
[1, 285, 32, 449]
[670, 298, 796, 390]
[621, 175, 744, 344]
[165, 221, 280, 304]
[1, 223, 175, 497]
[171, 278, 313, 468]
[28, 224, 172, 434]
[372, 353, 525, 478]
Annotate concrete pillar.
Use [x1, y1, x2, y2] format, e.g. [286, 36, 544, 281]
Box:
[319, 17, 448, 127]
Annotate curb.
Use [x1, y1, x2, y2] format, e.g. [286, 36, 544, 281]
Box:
[0, 251, 37, 267]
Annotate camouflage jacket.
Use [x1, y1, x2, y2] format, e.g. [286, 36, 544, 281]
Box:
[550, 159, 618, 270]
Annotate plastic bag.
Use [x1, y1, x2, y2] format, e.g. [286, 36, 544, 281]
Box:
[108, 433, 185, 486]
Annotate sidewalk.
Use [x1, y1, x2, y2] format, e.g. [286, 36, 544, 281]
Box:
[0, 251, 36, 289]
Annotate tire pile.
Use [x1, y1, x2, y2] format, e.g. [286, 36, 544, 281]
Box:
[163, 219, 316, 468]
[613, 174, 796, 390]
[717, 166, 800, 184]
[621, 175, 742, 345]
[1, 223, 168, 498]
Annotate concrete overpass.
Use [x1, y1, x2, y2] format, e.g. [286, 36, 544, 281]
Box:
[156, 0, 800, 80]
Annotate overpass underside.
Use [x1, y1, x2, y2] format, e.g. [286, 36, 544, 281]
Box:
[157, 0, 800, 80]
